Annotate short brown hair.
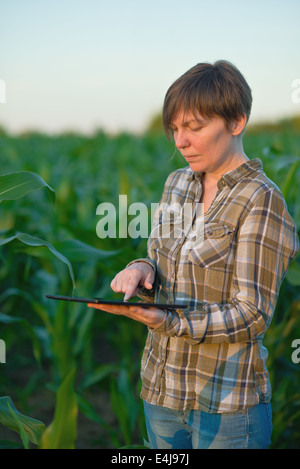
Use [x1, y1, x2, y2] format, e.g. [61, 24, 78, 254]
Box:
[162, 60, 252, 138]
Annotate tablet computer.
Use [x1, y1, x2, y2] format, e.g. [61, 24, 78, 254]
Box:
[45, 295, 187, 310]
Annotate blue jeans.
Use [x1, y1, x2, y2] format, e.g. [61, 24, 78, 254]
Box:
[143, 401, 272, 449]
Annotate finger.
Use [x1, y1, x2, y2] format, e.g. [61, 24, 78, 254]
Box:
[123, 272, 143, 300]
[143, 270, 154, 289]
[111, 271, 135, 296]
[87, 303, 134, 317]
[110, 274, 123, 293]
[124, 283, 138, 301]
[87, 303, 120, 314]
[87, 303, 101, 309]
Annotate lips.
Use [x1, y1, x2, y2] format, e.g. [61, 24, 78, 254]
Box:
[183, 155, 198, 160]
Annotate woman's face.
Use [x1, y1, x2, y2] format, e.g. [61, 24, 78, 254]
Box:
[171, 110, 245, 176]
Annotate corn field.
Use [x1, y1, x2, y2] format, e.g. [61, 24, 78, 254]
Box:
[0, 117, 300, 449]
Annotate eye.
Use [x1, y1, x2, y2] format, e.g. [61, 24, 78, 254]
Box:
[190, 126, 203, 132]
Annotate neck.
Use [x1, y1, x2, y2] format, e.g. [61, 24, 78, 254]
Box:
[203, 151, 248, 185]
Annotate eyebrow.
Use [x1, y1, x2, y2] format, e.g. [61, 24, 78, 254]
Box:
[184, 118, 205, 126]
[170, 116, 207, 128]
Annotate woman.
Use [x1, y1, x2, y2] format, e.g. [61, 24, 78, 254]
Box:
[88, 61, 299, 449]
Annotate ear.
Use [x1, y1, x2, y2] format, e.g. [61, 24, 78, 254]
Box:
[231, 114, 247, 136]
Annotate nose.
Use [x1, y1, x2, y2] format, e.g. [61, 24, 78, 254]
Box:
[174, 129, 190, 150]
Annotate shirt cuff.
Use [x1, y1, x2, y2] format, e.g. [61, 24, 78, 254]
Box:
[149, 308, 207, 345]
[150, 309, 180, 334]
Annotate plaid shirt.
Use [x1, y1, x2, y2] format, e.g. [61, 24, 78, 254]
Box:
[131, 158, 299, 413]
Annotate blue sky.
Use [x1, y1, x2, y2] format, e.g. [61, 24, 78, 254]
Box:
[1, 0, 299, 134]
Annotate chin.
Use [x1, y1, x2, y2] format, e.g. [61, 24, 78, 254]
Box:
[188, 161, 205, 173]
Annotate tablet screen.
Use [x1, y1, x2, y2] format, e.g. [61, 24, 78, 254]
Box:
[45, 295, 187, 310]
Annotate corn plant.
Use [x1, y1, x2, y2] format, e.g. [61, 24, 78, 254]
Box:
[0, 396, 45, 449]
[0, 170, 120, 447]
[0, 119, 299, 448]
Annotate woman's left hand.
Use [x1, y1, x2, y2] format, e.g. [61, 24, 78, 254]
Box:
[87, 303, 167, 329]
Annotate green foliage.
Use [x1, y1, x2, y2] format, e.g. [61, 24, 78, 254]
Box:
[0, 231, 75, 291]
[0, 396, 46, 448]
[0, 118, 299, 448]
[40, 368, 78, 449]
[0, 171, 55, 204]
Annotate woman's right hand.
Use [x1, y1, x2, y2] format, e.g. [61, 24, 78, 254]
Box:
[110, 262, 155, 301]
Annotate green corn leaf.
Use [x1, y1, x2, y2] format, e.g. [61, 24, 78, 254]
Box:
[78, 363, 119, 391]
[286, 258, 300, 286]
[40, 368, 78, 449]
[0, 232, 75, 290]
[281, 160, 300, 200]
[8, 403, 29, 449]
[54, 238, 121, 262]
[0, 396, 46, 446]
[0, 171, 55, 203]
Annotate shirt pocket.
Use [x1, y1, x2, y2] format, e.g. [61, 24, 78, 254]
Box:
[189, 223, 234, 269]
[148, 212, 183, 253]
